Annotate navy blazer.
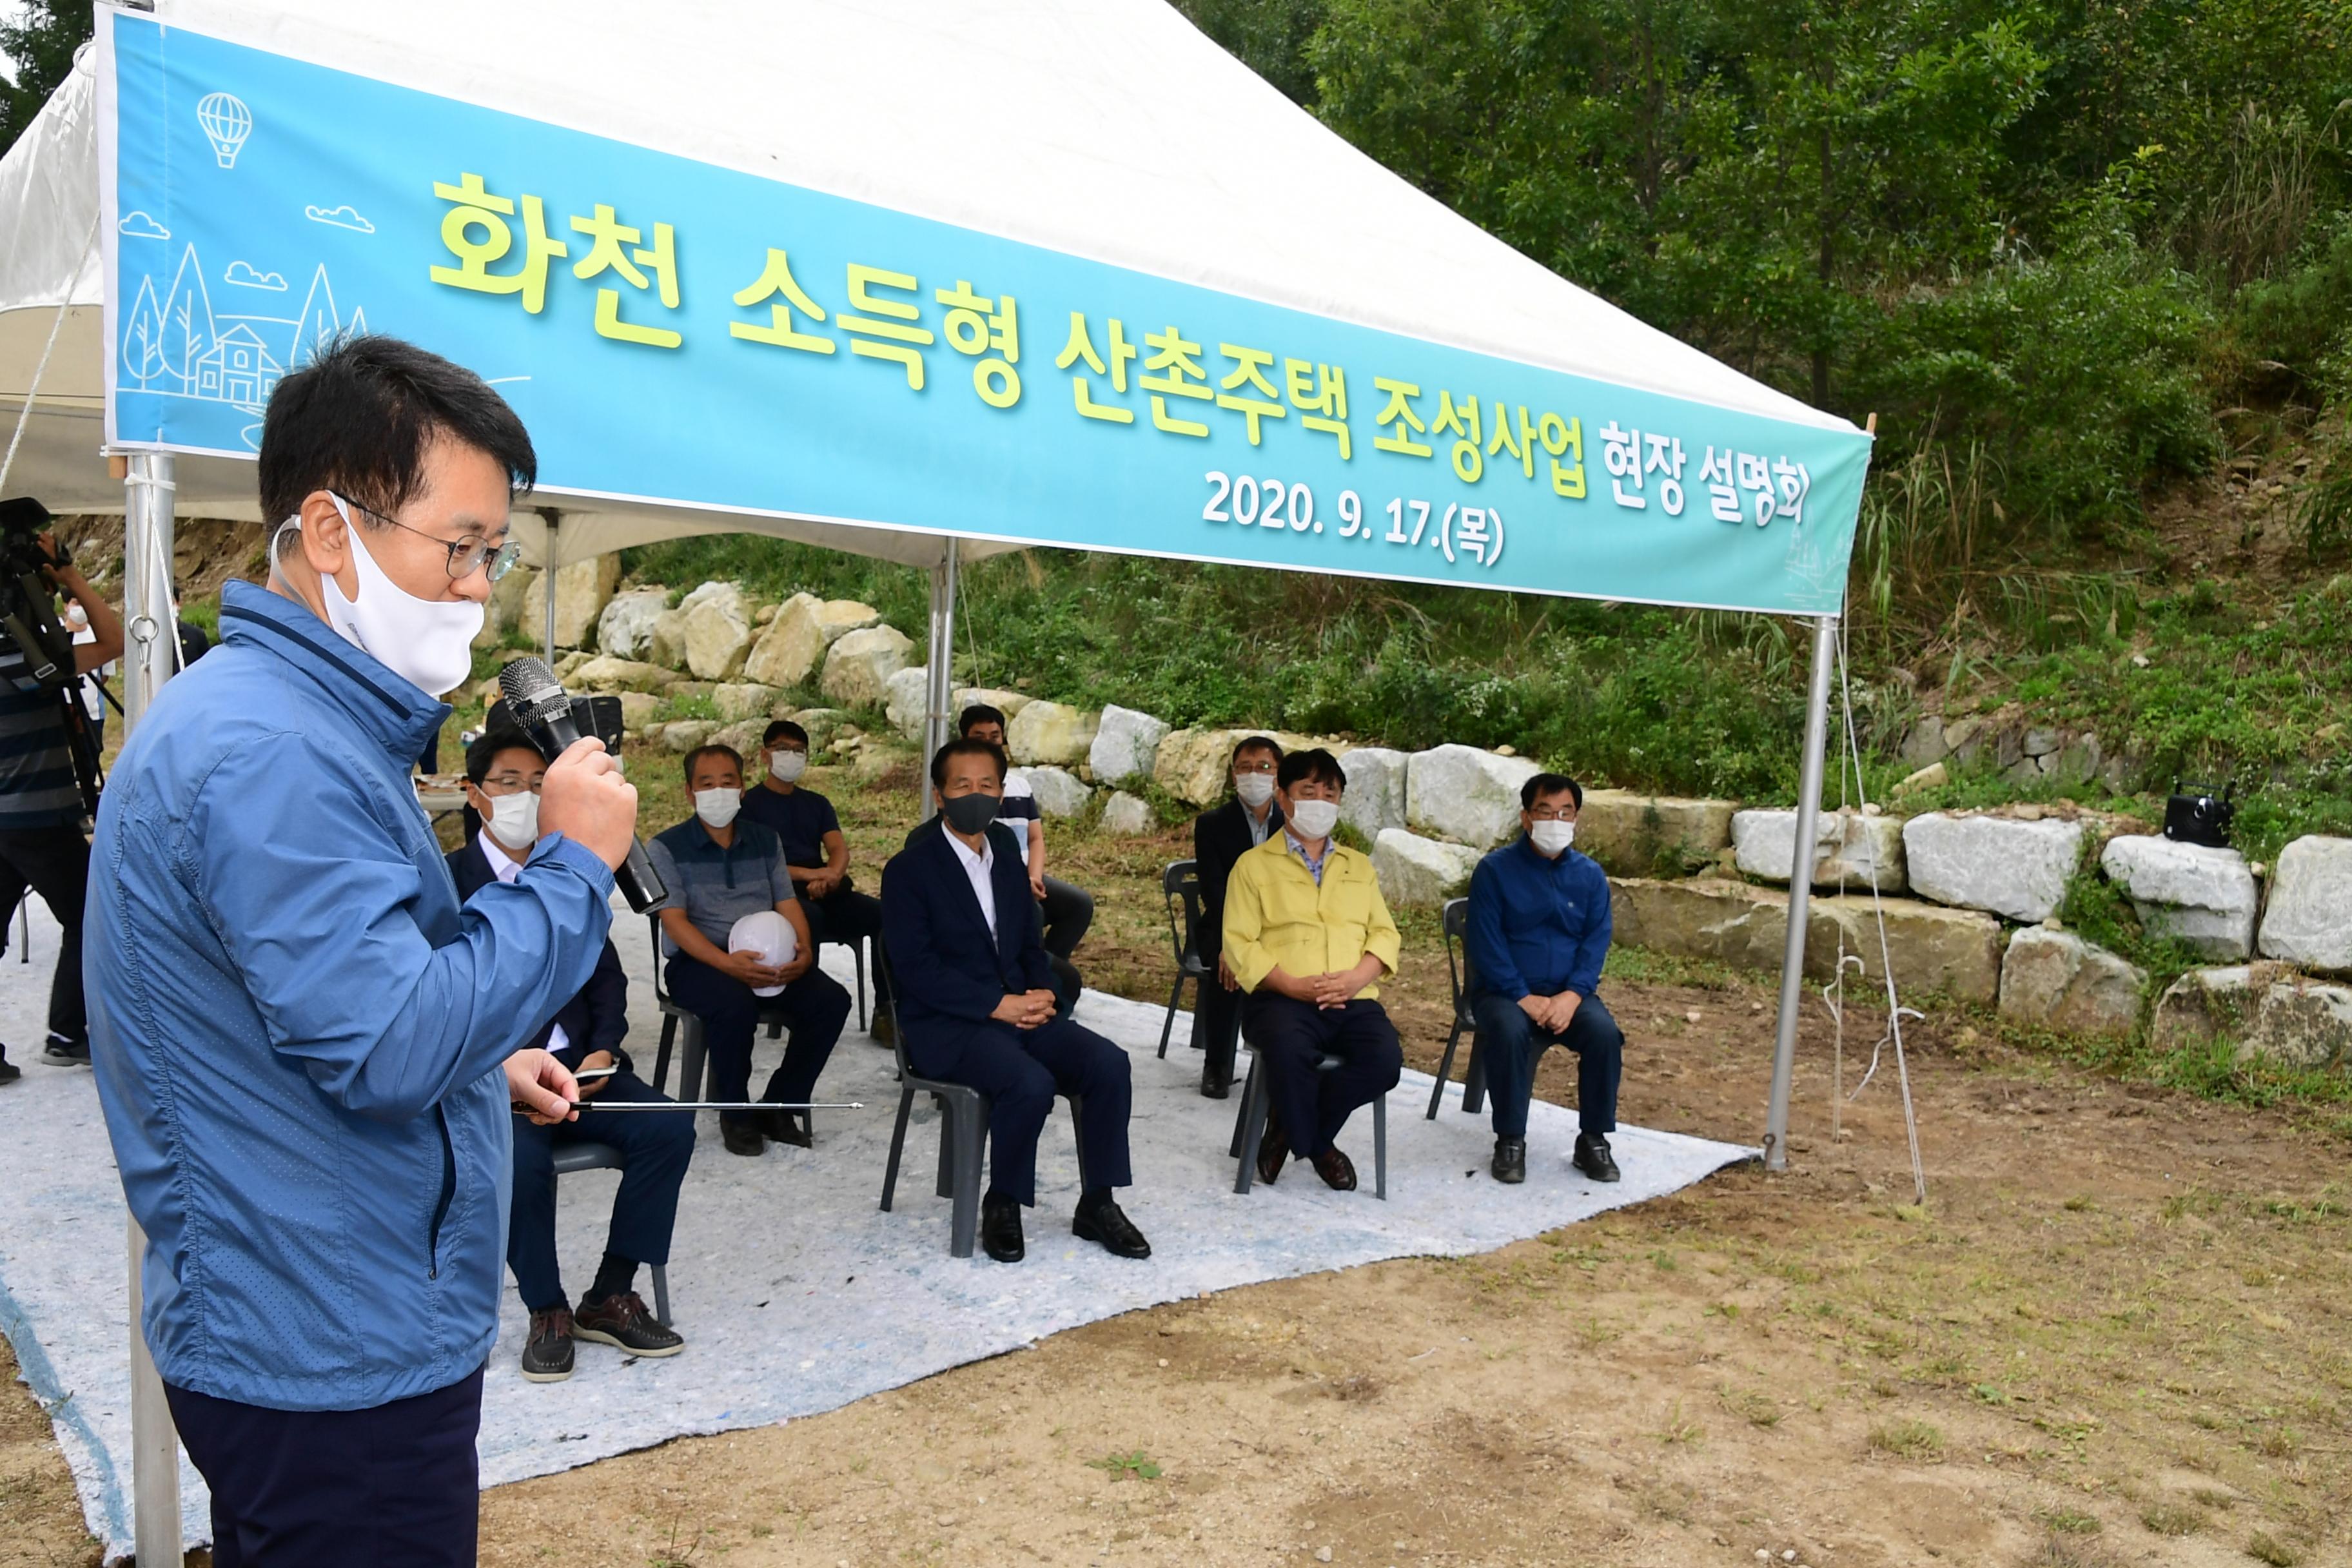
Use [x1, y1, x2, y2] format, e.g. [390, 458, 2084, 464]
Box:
[447, 836, 630, 1066]
[881, 817, 1053, 1038]
[1193, 797, 1283, 965]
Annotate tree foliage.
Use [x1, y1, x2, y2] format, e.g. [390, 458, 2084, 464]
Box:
[0, 0, 92, 160]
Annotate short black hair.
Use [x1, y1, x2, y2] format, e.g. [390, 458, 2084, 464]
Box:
[1230, 734, 1284, 766]
[681, 743, 744, 785]
[763, 718, 808, 749]
[958, 703, 1007, 736]
[464, 725, 545, 786]
[1522, 772, 1582, 810]
[1277, 747, 1346, 793]
[931, 736, 1008, 789]
[259, 335, 537, 528]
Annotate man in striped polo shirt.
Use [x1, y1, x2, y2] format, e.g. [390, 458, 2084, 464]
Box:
[0, 514, 122, 1079]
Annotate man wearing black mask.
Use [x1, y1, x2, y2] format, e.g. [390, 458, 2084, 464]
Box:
[879, 736, 1148, 1265]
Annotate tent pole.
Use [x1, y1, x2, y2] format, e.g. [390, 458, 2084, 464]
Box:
[919, 541, 958, 820]
[1765, 612, 1838, 1173]
[122, 451, 185, 1565]
[540, 510, 561, 664]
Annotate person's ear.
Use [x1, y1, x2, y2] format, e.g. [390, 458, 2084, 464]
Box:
[295, 491, 356, 591]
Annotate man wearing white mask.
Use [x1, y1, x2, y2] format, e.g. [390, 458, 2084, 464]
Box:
[1221, 749, 1402, 1192]
[647, 745, 849, 1158]
[738, 717, 892, 1040]
[1190, 735, 1284, 1099]
[1463, 773, 1623, 1186]
[86, 336, 637, 1566]
[449, 727, 692, 1382]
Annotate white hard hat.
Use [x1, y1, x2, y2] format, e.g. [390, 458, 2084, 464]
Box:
[727, 910, 799, 997]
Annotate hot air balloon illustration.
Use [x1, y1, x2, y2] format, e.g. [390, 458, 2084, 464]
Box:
[196, 93, 251, 168]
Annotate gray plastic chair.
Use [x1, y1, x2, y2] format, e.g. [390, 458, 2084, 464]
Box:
[649, 914, 832, 1134]
[1426, 897, 1489, 1120]
[872, 945, 1090, 1257]
[1157, 859, 1210, 1058]
[549, 1141, 672, 1323]
[1228, 1037, 1387, 1200]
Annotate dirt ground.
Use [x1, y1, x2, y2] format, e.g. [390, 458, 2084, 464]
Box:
[5, 761, 2345, 1568]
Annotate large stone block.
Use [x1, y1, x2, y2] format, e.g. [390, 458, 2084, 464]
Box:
[1607, 878, 2001, 1002]
[2257, 835, 2352, 975]
[712, 682, 785, 723]
[789, 707, 851, 750]
[1732, 807, 1906, 892]
[1998, 926, 2145, 1036]
[1012, 765, 1090, 819]
[2100, 835, 2259, 959]
[1574, 790, 1736, 878]
[1088, 704, 1171, 785]
[1904, 812, 2086, 923]
[1006, 699, 1100, 767]
[614, 690, 665, 736]
[674, 581, 756, 680]
[660, 719, 718, 753]
[885, 666, 930, 741]
[1337, 746, 1409, 838]
[954, 686, 1031, 720]
[566, 655, 678, 694]
[1101, 790, 1154, 836]
[475, 564, 540, 649]
[595, 586, 669, 662]
[1406, 744, 1542, 850]
[1373, 828, 1482, 908]
[522, 553, 620, 650]
[1151, 729, 1341, 807]
[647, 605, 689, 670]
[2152, 963, 2352, 1068]
[738, 592, 818, 687]
[819, 623, 915, 709]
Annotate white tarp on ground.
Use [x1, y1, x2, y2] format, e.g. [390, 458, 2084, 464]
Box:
[0, 897, 1755, 1557]
[0, 0, 1854, 568]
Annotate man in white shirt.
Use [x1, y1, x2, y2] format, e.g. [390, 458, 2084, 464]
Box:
[447, 729, 692, 1382]
[959, 705, 1092, 997]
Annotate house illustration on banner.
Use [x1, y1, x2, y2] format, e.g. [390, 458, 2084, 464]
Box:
[119, 242, 368, 446]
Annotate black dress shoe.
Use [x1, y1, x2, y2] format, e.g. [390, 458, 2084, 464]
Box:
[1200, 1061, 1232, 1099]
[1073, 1196, 1152, 1259]
[980, 1193, 1026, 1262]
[1311, 1145, 1358, 1192]
[1573, 1132, 1621, 1183]
[1254, 1113, 1289, 1186]
[870, 1010, 897, 1046]
[760, 1106, 812, 1147]
[720, 1119, 766, 1157]
[1491, 1137, 1527, 1184]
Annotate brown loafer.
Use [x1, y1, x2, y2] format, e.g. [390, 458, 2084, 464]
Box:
[1311, 1145, 1358, 1191]
[1254, 1113, 1289, 1186]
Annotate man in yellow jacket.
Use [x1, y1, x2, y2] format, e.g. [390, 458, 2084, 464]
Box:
[1221, 749, 1404, 1190]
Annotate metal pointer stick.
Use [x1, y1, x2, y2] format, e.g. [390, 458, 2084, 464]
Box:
[527, 1099, 868, 1113]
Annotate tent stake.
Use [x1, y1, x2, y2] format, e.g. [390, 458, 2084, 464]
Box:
[1765, 611, 1838, 1171]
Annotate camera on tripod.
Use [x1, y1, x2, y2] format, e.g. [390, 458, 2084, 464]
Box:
[0, 496, 104, 816]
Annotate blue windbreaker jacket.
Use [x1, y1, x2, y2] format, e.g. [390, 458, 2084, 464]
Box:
[86, 581, 615, 1411]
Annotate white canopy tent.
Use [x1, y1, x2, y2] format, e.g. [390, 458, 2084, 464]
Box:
[1, 3, 1865, 1558]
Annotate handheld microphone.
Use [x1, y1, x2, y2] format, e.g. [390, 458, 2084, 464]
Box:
[498, 656, 668, 913]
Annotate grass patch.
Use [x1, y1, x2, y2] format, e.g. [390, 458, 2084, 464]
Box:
[2139, 1500, 2204, 1536]
[1866, 1418, 1945, 1462]
[1717, 1386, 1781, 1427]
[1086, 1450, 1162, 1482]
[2035, 1507, 2101, 1534]
[2248, 1529, 2300, 1565]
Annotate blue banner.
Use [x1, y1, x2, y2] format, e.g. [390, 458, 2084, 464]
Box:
[101, 11, 1868, 613]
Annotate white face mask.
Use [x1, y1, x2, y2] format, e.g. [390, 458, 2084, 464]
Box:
[694, 787, 741, 829]
[769, 750, 808, 784]
[485, 789, 539, 848]
[1529, 819, 1576, 856]
[1234, 772, 1276, 808]
[1288, 798, 1341, 841]
[288, 498, 485, 697]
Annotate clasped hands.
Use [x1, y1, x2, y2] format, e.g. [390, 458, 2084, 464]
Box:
[1517, 990, 1585, 1034]
[716, 946, 814, 990]
[991, 988, 1059, 1030]
[1268, 957, 1380, 1010]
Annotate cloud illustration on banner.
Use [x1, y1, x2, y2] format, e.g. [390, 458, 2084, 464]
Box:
[303, 204, 375, 234]
[117, 210, 170, 240]
[222, 260, 286, 290]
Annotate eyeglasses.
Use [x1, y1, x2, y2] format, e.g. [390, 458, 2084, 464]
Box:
[1527, 806, 1578, 821]
[331, 492, 522, 582]
[479, 773, 543, 794]
[1233, 758, 1278, 774]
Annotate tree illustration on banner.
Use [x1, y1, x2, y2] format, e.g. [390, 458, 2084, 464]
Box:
[120, 273, 167, 387]
[289, 265, 340, 368]
[159, 244, 217, 390]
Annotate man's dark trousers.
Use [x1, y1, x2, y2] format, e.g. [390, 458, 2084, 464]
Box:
[664, 955, 850, 1126]
[508, 1070, 694, 1311]
[164, 1364, 485, 1568]
[0, 826, 89, 1044]
[802, 884, 892, 1008]
[1240, 994, 1402, 1158]
[1195, 977, 1244, 1085]
[905, 1017, 1132, 1206]
[1471, 992, 1623, 1138]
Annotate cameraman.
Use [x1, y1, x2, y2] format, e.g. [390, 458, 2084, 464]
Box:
[0, 522, 121, 1080]
[86, 337, 638, 1567]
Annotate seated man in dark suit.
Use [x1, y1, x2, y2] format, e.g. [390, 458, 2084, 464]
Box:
[736, 718, 894, 1042]
[1191, 734, 1285, 1099]
[646, 745, 851, 1159]
[450, 728, 691, 1383]
[959, 705, 1093, 999]
[1464, 772, 1624, 1186]
[881, 736, 1150, 1265]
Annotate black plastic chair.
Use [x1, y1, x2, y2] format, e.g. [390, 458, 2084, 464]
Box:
[549, 1141, 672, 1323]
[872, 946, 1091, 1258]
[1427, 897, 1489, 1121]
[1228, 1034, 1387, 1200]
[1157, 859, 1210, 1059]
[766, 931, 868, 1039]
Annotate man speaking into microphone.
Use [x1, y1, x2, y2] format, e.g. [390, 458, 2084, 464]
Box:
[86, 337, 638, 1567]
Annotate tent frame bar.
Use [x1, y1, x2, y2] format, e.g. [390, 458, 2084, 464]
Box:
[918, 541, 958, 819]
[1765, 612, 1837, 1170]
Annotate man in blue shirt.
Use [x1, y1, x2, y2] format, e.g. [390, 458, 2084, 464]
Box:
[1463, 772, 1624, 1186]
